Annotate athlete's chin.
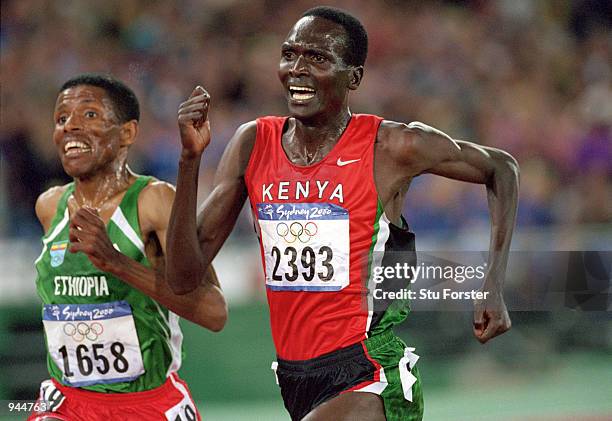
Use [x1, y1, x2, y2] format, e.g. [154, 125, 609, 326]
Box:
[62, 160, 95, 179]
[287, 101, 321, 121]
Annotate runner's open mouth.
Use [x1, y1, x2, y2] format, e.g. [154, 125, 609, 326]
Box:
[289, 86, 316, 100]
[64, 140, 92, 156]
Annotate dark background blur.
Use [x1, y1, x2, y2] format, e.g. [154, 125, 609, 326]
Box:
[0, 1, 610, 420]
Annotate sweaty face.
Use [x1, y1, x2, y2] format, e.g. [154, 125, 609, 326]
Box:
[53, 85, 124, 178]
[278, 16, 353, 120]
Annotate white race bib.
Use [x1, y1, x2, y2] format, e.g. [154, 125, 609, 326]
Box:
[258, 203, 350, 291]
[43, 301, 145, 387]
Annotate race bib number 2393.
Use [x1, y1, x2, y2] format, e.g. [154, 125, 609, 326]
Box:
[257, 203, 350, 291]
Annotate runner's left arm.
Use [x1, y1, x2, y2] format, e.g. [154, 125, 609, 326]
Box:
[68, 182, 227, 331]
[390, 121, 519, 343]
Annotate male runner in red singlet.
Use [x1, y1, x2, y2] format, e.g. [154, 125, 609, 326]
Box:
[166, 6, 519, 421]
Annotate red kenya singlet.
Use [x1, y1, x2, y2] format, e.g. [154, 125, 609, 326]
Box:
[246, 114, 395, 360]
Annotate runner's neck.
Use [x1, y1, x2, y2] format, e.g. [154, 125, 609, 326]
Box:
[293, 108, 352, 145]
[72, 164, 135, 212]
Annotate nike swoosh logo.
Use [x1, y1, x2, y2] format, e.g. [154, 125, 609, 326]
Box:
[337, 158, 361, 167]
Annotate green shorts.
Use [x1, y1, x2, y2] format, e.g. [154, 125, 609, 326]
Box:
[275, 330, 423, 421]
[365, 330, 424, 421]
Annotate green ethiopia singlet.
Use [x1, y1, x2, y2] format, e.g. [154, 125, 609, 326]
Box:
[34, 176, 183, 393]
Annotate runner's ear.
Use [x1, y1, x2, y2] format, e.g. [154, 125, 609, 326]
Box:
[348, 66, 363, 90]
[119, 120, 138, 147]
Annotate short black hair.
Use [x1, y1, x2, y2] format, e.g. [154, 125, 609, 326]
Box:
[59, 73, 140, 123]
[301, 6, 368, 67]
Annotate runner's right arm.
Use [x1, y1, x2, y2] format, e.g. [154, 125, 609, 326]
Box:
[166, 86, 256, 294]
[35, 185, 228, 331]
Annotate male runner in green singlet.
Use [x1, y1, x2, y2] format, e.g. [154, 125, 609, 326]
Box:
[166, 6, 519, 421]
[29, 73, 226, 421]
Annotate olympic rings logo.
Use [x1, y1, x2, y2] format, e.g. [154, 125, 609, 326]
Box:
[276, 221, 318, 243]
[63, 322, 104, 342]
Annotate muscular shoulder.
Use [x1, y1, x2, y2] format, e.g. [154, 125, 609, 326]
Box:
[138, 179, 175, 234]
[35, 185, 70, 233]
[378, 120, 413, 146]
[377, 120, 423, 165]
[379, 119, 455, 149]
[140, 179, 175, 208]
[233, 120, 257, 162]
[236, 120, 258, 138]
[378, 120, 460, 171]
[217, 120, 258, 179]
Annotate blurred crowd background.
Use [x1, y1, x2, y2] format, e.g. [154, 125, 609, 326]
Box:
[2, 0, 610, 237]
[1, 1, 611, 420]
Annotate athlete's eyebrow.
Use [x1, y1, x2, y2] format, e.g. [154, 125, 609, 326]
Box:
[56, 97, 99, 104]
[75, 98, 101, 105]
[281, 43, 332, 58]
[305, 48, 331, 57]
[54, 99, 105, 117]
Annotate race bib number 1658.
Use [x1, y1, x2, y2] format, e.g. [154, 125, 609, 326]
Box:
[258, 203, 350, 291]
[43, 301, 144, 387]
